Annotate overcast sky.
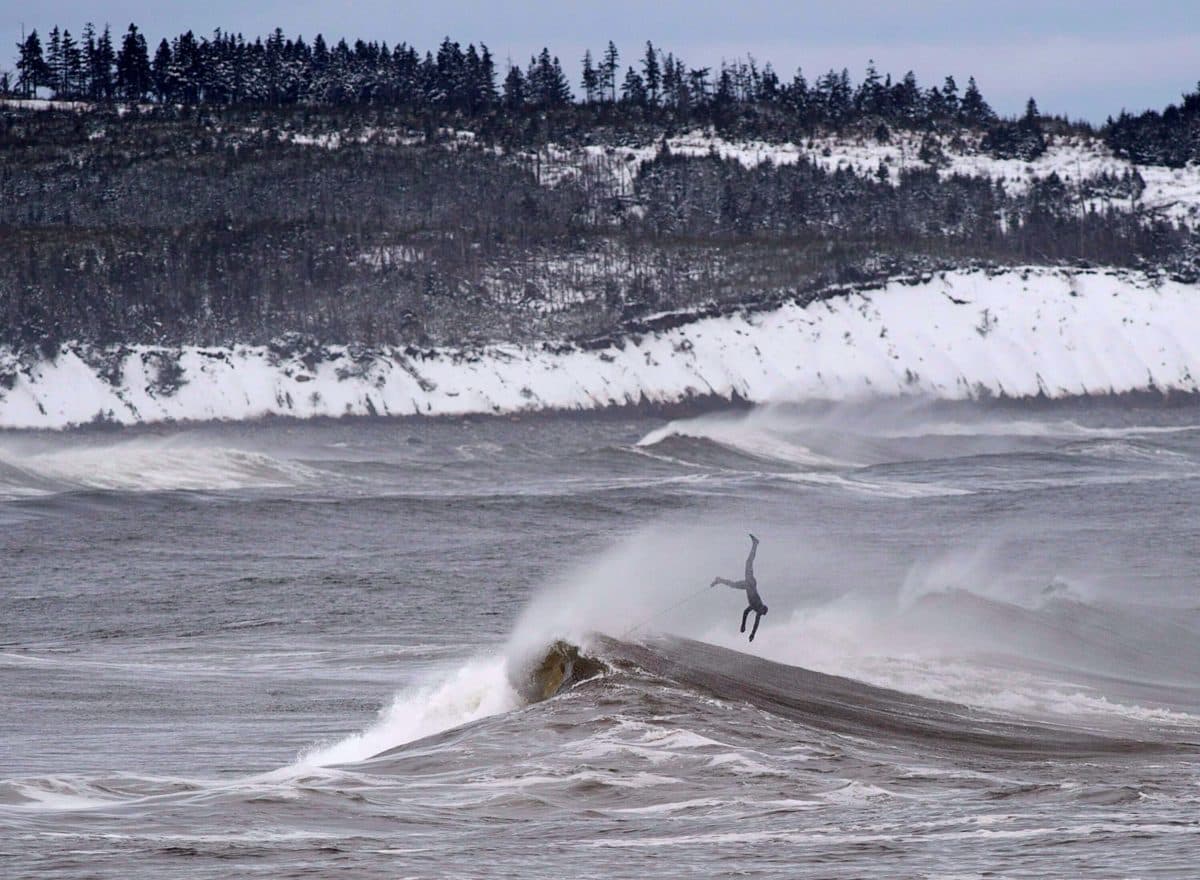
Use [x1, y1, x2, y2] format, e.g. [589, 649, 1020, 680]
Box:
[4, 1, 1198, 121]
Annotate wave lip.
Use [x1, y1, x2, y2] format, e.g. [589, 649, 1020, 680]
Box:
[0, 440, 317, 496]
[637, 419, 852, 469]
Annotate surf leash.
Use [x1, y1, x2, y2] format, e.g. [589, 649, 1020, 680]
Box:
[621, 582, 714, 639]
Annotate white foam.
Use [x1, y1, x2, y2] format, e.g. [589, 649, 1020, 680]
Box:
[297, 658, 520, 767]
[0, 438, 316, 492]
[705, 753, 787, 776]
[776, 470, 971, 498]
[639, 414, 851, 468]
[2, 779, 118, 811]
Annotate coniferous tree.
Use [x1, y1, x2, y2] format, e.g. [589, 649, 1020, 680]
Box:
[687, 67, 710, 105]
[151, 38, 172, 100]
[817, 68, 852, 125]
[787, 68, 809, 122]
[116, 23, 151, 100]
[601, 41, 618, 102]
[580, 49, 598, 103]
[462, 43, 483, 112]
[714, 64, 733, 102]
[61, 30, 84, 98]
[526, 49, 570, 108]
[758, 63, 779, 102]
[477, 44, 498, 108]
[312, 33, 329, 69]
[549, 55, 571, 106]
[82, 23, 97, 98]
[642, 41, 660, 105]
[170, 31, 202, 103]
[502, 62, 525, 110]
[621, 66, 646, 106]
[436, 37, 464, 108]
[94, 24, 118, 100]
[856, 60, 884, 116]
[925, 85, 946, 120]
[16, 30, 50, 97]
[981, 95, 1046, 159]
[46, 27, 63, 96]
[942, 75, 959, 119]
[959, 76, 993, 125]
[660, 51, 678, 108]
[893, 70, 922, 122]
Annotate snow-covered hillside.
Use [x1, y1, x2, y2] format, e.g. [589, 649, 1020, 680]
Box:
[2, 268, 1197, 430]
[540, 131, 1200, 226]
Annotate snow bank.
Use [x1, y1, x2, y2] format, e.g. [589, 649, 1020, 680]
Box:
[2, 268, 1198, 430]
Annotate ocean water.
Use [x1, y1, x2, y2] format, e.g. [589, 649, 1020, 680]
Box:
[2, 398, 1199, 878]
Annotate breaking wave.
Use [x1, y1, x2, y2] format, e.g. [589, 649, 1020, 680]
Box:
[0, 438, 318, 497]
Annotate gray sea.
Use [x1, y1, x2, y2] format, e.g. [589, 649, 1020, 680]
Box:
[2, 398, 1199, 878]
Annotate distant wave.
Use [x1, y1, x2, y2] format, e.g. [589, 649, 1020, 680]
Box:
[0, 439, 317, 497]
[634, 410, 975, 497]
[637, 420, 853, 469]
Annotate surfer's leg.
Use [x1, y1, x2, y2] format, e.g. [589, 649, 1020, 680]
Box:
[744, 537, 758, 582]
[713, 577, 748, 591]
[741, 606, 752, 633]
[749, 612, 762, 642]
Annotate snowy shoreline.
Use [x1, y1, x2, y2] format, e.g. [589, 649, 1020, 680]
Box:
[3, 267, 1199, 430]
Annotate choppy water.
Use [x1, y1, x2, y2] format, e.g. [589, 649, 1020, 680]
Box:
[2, 398, 1200, 878]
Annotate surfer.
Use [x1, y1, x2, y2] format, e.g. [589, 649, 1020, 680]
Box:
[710, 533, 768, 642]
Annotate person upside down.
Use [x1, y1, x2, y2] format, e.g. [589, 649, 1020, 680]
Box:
[711, 533, 768, 641]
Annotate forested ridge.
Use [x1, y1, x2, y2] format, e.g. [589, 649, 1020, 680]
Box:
[2, 25, 1199, 358]
[7, 23, 1011, 137]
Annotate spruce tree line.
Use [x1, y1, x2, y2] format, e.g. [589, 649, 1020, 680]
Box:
[9, 24, 1004, 134]
[1106, 85, 1200, 168]
[11, 24, 1200, 162]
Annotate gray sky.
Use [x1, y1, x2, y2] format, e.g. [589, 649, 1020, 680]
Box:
[4, 0, 1198, 121]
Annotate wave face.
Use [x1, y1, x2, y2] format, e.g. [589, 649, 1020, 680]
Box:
[511, 635, 1198, 755]
[4, 399, 1200, 878]
[3, 267, 1200, 428]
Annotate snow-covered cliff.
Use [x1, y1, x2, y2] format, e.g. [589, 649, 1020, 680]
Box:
[2, 268, 1197, 429]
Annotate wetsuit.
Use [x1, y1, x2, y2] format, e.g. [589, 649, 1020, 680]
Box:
[711, 534, 768, 641]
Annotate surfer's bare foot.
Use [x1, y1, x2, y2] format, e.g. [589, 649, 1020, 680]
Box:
[748, 533, 758, 543]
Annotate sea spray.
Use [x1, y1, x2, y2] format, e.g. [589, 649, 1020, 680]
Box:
[298, 658, 520, 767]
